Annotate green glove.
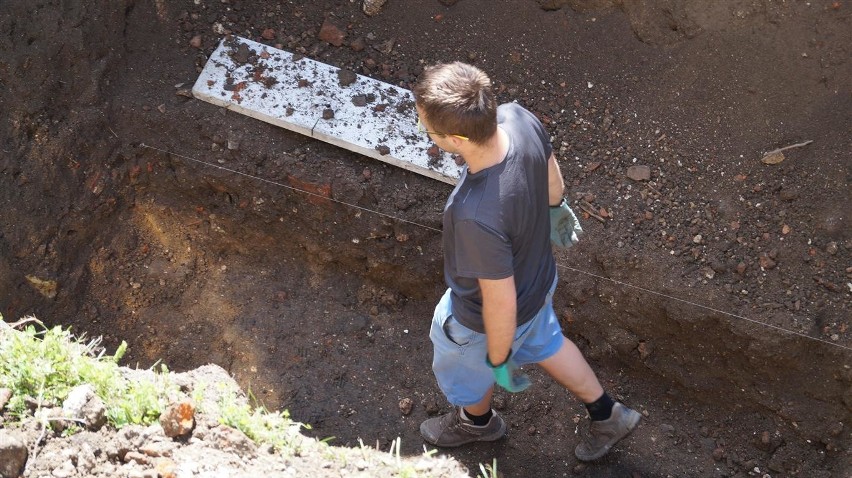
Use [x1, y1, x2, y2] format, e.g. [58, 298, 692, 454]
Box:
[487, 350, 531, 393]
[550, 198, 583, 249]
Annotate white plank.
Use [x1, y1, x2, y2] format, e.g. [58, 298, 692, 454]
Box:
[192, 36, 462, 184]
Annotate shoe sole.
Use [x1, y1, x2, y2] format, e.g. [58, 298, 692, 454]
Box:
[574, 411, 642, 461]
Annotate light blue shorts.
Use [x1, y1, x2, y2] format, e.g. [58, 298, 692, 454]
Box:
[429, 276, 564, 406]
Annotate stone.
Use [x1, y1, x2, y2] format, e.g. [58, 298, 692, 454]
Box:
[627, 165, 651, 181]
[208, 425, 257, 459]
[159, 400, 195, 438]
[0, 431, 27, 478]
[350, 37, 366, 52]
[758, 253, 776, 270]
[362, 0, 388, 16]
[337, 69, 358, 87]
[155, 458, 177, 478]
[261, 28, 276, 40]
[62, 384, 107, 431]
[318, 19, 345, 47]
[398, 397, 414, 415]
[826, 241, 838, 255]
[190, 35, 202, 49]
[0, 388, 11, 411]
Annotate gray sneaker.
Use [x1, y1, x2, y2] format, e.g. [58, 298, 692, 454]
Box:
[420, 408, 507, 447]
[574, 402, 641, 461]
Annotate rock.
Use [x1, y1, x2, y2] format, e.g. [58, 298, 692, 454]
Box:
[124, 451, 150, 465]
[537, 0, 569, 10]
[155, 458, 177, 478]
[779, 188, 798, 201]
[376, 145, 391, 155]
[586, 161, 602, 172]
[627, 165, 651, 181]
[427, 145, 441, 159]
[159, 400, 195, 438]
[712, 445, 725, 461]
[424, 398, 440, 415]
[350, 37, 366, 52]
[374, 38, 395, 55]
[398, 397, 414, 415]
[660, 423, 676, 436]
[827, 421, 844, 437]
[826, 241, 838, 255]
[337, 69, 358, 87]
[189, 35, 202, 49]
[758, 253, 776, 270]
[76, 443, 98, 475]
[362, 0, 388, 16]
[51, 460, 76, 478]
[322, 108, 335, 120]
[0, 431, 28, 478]
[25, 274, 57, 299]
[637, 340, 651, 360]
[760, 151, 785, 165]
[139, 441, 176, 458]
[602, 115, 614, 131]
[226, 132, 241, 151]
[261, 28, 276, 40]
[233, 43, 252, 64]
[208, 425, 257, 459]
[62, 384, 107, 431]
[0, 388, 11, 411]
[318, 19, 345, 47]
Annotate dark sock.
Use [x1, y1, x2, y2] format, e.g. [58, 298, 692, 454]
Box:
[585, 392, 615, 421]
[462, 408, 493, 426]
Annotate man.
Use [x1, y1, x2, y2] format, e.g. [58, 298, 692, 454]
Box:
[412, 62, 640, 462]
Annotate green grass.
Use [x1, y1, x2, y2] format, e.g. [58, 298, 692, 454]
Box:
[0, 314, 306, 452]
[0, 316, 483, 476]
[217, 387, 307, 454]
[0, 316, 176, 427]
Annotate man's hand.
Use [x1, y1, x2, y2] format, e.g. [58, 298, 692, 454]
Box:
[550, 198, 583, 249]
[487, 350, 531, 393]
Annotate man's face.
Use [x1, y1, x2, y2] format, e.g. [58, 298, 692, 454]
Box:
[415, 106, 462, 154]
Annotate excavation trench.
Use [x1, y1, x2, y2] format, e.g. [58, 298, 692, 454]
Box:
[1, 0, 849, 476]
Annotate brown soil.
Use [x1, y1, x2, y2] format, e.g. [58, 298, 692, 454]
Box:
[1, 0, 849, 477]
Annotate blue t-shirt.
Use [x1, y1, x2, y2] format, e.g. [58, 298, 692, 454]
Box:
[443, 103, 556, 333]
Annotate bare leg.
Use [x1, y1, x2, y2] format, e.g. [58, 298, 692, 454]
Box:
[463, 385, 494, 415]
[537, 336, 604, 403]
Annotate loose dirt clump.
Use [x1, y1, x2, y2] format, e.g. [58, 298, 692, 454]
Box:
[0, 0, 849, 477]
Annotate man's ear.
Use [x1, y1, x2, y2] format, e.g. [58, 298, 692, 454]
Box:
[447, 136, 466, 149]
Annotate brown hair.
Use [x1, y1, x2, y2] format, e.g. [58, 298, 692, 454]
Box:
[412, 62, 497, 144]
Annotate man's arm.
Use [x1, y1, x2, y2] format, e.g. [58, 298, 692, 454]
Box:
[547, 153, 565, 206]
[479, 275, 517, 365]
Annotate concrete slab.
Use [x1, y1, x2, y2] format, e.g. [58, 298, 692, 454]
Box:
[192, 36, 462, 184]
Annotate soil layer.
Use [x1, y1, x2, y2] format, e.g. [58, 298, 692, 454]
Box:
[1, 0, 849, 476]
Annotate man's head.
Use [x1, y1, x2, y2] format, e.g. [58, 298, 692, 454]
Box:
[413, 62, 497, 146]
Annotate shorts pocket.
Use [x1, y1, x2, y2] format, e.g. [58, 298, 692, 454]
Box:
[443, 315, 475, 347]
